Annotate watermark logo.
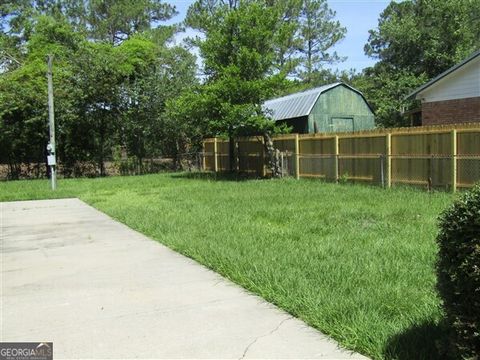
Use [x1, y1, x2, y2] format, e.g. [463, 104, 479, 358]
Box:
[0, 342, 52, 360]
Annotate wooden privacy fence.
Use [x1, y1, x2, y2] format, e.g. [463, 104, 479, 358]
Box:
[203, 123, 480, 191]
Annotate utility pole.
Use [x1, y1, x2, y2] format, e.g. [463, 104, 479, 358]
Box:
[47, 55, 56, 190]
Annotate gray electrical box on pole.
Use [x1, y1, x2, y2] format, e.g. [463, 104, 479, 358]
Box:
[47, 55, 56, 190]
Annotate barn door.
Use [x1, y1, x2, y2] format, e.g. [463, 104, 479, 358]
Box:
[330, 117, 354, 132]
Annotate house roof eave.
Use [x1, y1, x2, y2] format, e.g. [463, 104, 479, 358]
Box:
[405, 49, 480, 100]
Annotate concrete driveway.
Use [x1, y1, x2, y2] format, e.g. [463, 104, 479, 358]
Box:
[1, 198, 367, 359]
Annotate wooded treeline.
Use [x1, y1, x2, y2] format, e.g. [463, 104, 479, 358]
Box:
[1, 0, 197, 178]
[1, 0, 479, 179]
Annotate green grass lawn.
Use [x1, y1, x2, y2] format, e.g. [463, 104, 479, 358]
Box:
[0, 173, 456, 359]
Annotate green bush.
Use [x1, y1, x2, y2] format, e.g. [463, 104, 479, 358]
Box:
[437, 184, 480, 359]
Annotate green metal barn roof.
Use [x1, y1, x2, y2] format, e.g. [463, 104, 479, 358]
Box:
[263, 82, 370, 121]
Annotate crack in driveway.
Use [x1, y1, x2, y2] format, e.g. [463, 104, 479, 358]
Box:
[239, 315, 294, 359]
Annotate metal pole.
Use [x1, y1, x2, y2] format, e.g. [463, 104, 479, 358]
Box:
[47, 55, 56, 190]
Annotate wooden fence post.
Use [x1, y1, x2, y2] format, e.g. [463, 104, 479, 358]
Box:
[386, 133, 392, 188]
[451, 129, 457, 192]
[295, 134, 300, 180]
[214, 137, 218, 173]
[334, 135, 339, 181]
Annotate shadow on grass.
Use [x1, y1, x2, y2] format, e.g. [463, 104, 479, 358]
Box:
[170, 171, 263, 182]
[384, 320, 451, 360]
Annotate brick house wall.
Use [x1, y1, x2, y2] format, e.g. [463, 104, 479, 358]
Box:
[422, 96, 480, 125]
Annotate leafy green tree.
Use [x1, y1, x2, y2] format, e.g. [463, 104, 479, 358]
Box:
[0, 0, 88, 43]
[358, 0, 480, 127]
[351, 66, 427, 128]
[181, 0, 347, 174]
[70, 41, 125, 176]
[119, 43, 198, 169]
[0, 0, 177, 46]
[65, 33, 197, 175]
[1, 0, 350, 179]
[366, 0, 480, 78]
[87, 0, 177, 44]
[0, 16, 83, 179]
[0, 3, 197, 178]
[181, 0, 291, 173]
[265, 0, 302, 75]
[163, 88, 209, 166]
[297, 0, 346, 83]
[187, 0, 346, 81]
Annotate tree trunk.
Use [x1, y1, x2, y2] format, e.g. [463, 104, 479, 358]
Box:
[173, 140, 180, 171]
[98, 117, 106, 176]
[98, 135, 105, 176]
[263, 133, 281, 178]
[307, 39, 313, 83]
[8, 157, 19, 180]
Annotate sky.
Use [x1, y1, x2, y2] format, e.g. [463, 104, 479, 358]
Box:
[165, 0, 391, 72]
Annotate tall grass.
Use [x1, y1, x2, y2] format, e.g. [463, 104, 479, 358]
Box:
[0, 173, 455, 359]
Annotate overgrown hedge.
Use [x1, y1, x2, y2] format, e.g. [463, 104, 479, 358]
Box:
[437, 184, 480, 358]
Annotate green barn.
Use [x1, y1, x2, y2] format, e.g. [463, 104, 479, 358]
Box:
[263, 82, 375, 133]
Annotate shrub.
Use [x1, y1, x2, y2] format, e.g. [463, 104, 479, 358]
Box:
[437, 184, 480, 359]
